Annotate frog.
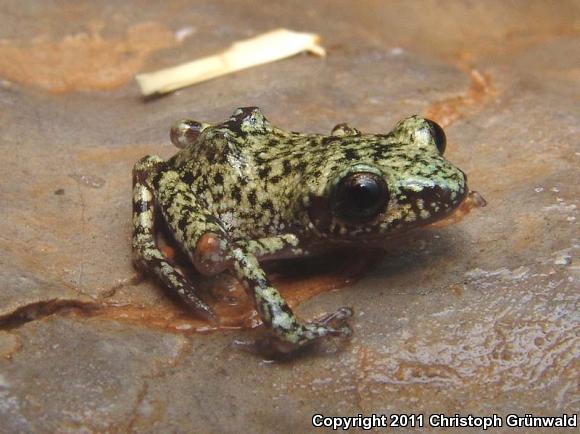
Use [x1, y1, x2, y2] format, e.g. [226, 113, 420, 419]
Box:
[132, 107, 468, 354]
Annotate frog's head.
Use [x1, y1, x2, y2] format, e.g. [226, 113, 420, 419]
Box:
[308, 116, 468, 243]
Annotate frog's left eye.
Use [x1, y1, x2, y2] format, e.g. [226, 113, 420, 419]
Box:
[425, 119, 446, 154]
[331, 172, 389, 224]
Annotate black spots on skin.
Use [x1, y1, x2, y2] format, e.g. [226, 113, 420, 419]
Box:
[231, 185, 242, 202]
[203, 143, 221, 163]
[261, 298, 275, 324]
[221, 107, 270, 138]
[269, 175, 282, 184]
[296, 161, 307, 173]
[133, 223, 147, 237]
[321, 136, 337, 146]
[164, 204, 197, 232]
[370, 139, 402, 160]
[273, 147, 289, 159]
[222, 119, 245, 136]
[255, 238, 267, 251]
[371, 147, 384, 160]
[152, 170, 165, 189]
[282, 160, 292, 176]
[213, 172, 224, 185]
[235, 107, 261, 125]
[182, 171, 195, 185]
[343, 148, 358, 160]
[247, 190, 257, 206]
[421, 161, 441, 177]
[267, 137, 280, 146]
[177, 213, 190, 232]
[133, 199, 149, 214]
[262, 199, 275, 212]
[258, 166, 271, 179]
[279, 302, 294, 317]
[422, 185, 453, 207]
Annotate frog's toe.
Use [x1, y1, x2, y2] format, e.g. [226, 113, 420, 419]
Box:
[310, 306, 353, 338]
[335, 323, 353, 338]
[313, 320, 352, 339]
[305, 307, 353, 341]
[315, 306, 353, 326]
[236, 309, 353, 357]
[233, 321, 352, 358]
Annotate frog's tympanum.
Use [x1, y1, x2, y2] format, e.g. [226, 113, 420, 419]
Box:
[132, 107, 467, 354]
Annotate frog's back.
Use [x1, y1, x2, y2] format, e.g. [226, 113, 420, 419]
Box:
[167, 119, 324, 238]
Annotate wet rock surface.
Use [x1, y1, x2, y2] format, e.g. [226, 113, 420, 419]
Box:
[0, 1, 578, 432]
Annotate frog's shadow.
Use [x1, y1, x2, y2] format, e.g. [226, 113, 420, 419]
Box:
[367, 226, 470, 285]
[157, 211, 467, 301]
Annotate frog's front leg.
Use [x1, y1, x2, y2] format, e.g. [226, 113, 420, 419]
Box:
[227, 246, 353, 354]
[132, 156, 216, 321]
[192, 234, 307, 276]
[234, 234, 305, 262]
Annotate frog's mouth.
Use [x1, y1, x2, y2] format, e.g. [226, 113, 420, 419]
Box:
[427, 190, 487, 229]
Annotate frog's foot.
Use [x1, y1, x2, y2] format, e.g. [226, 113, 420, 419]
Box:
[297, 306, 354, 344]
[228, 247, 354, 356]
[235, 307, 353, 358]
[312, 306, 354, 333]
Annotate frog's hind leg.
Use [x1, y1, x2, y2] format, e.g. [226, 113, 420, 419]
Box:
[132, 155, 216, 322]
[228, 247, 353, 354]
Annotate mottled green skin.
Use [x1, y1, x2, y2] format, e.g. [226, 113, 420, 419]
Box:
[132, 107, 467, 353]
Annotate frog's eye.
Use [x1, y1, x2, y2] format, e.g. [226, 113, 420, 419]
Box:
[331, 172, 389, 224]
[425, 119, 446, 154]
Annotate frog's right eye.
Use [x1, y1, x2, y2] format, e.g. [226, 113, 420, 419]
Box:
[331, 172, 389, 224]
[425, 119, 446, 154]
[170, 119, 205, 149]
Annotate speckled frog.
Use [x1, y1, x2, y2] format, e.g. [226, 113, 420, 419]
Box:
[132, 107, 467, 353]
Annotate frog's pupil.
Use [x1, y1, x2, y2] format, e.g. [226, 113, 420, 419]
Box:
[332, 173, 389, 223]
[351, 183, 378, 210]
[425, 119, 446, 154]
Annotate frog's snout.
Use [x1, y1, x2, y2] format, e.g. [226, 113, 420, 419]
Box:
[398, 172, 468, 222]
[421, 184, 467, 211]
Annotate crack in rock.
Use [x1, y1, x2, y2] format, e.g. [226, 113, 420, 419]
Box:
[0, 299, 98, 331]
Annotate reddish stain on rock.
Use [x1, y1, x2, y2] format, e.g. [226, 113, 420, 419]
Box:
[425, 65, 496, 128]
[95, 249, 382, 333]
[0, 22, 177, 92]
